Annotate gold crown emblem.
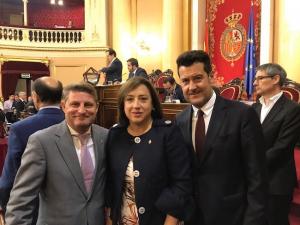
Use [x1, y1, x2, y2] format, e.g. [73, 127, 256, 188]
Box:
[224, 12, 243, 28]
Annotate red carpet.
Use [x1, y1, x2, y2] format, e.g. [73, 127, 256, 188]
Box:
[291, 148, 300, 225]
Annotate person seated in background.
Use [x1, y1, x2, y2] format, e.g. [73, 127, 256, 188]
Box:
[25, 96, 37, 115]
[14, 95, 19, 102]
[106, 77, 193, 225]
[127, 58, 148, 80]
[162, 76, 186, 103]
[163, 69, 174, 77]
[100, 48, 123, 84]
[0, 108, 7, 138]
[252, 63, 300, 225]
[12, 91, 27, 119]
[154, 69, 162, 76]
[0, 107, 6, 124]
[25, 97, 38, 115]
[3, 94, 14, 111]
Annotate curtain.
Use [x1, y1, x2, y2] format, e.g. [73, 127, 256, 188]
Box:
[1, 61, 50, 99]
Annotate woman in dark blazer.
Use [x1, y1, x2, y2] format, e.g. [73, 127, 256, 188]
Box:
[106, 77, 193, 225]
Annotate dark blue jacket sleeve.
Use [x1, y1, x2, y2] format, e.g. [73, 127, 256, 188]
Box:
[154, 124, 194, 220]
[0, 126, 24, 208]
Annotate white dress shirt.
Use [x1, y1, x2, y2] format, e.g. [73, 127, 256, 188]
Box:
[191, 91, 216, 150]
[259, 91, 283, 123]
[68, 125, 96, 167]
[132, 68, 137, 76]
[108, 57, 116, 67]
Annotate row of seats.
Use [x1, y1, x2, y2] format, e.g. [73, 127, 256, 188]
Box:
[152, 74, 300, 103]
[220, 79, 300, 103]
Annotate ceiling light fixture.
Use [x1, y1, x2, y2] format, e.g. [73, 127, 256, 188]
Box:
[50, 0, 55, 4]
[58, 0, 64, 6]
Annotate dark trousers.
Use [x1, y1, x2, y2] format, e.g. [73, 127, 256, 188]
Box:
[267, 194, 293, 225]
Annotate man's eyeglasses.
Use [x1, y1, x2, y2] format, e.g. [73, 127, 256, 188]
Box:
[253, 75, 275, 82]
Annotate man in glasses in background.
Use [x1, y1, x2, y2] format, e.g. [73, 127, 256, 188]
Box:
[252, 63, 300, 225]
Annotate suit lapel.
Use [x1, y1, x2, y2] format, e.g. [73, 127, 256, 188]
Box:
[200, 96, 227, 164]
[88, 125, 106, 199]
[55, 122, 88, 197]
[181, 106, 194, 151]
[262, 95, 285, 127]
[253, 102, 262, 120]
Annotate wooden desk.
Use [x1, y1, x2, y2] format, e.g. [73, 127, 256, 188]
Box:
[96, 85, 189, 129]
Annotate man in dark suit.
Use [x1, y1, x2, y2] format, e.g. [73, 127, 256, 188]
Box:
[162, 76, 186, 103]
[175, 50, 267, 225]
[12, 91, 27, 119]
[100, 48, 123, 83]
[5, 82, 108, 225]
[0, 77, 65, 224]
[252, 63, 300, 225]
[126, 57, 148, 80]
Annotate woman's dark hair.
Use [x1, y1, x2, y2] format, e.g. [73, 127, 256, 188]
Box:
[118, 77, 163, 126]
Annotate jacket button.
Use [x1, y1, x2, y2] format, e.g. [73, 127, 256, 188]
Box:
[133, 170, 140, 177]
[138, 207, 145, 214]
[134, 137, 141, 143]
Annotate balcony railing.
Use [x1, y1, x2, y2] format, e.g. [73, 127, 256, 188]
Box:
[0, 26, 85, 49]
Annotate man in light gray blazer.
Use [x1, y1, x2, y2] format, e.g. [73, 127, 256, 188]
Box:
[5, 82, 108, 225]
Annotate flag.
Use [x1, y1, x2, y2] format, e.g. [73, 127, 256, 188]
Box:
[244, 2, 256, 98]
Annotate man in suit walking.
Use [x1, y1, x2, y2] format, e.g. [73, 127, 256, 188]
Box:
[5, 82, 108, 225]
[126, 57, 148, 80]
[100, 48, 123, 83]
[175, 50, 267, 225]
[0, 77, 65, 221]
[252, 63, 300, 225]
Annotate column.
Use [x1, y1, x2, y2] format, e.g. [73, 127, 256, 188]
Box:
[191, 0, 206, 50]
[260, 0, 273, 64]
[111, 0, 132, 57]
[274, 0, 300, 82]
[23, 0, 28, 26]
[162, 0, 184, 76]
[84, 0, 107, 47]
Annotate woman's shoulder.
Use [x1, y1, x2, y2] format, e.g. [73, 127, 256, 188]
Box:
[152, 118, 173, 128]
[152, 119, 180, 135]
[108, 123, 127, 136]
